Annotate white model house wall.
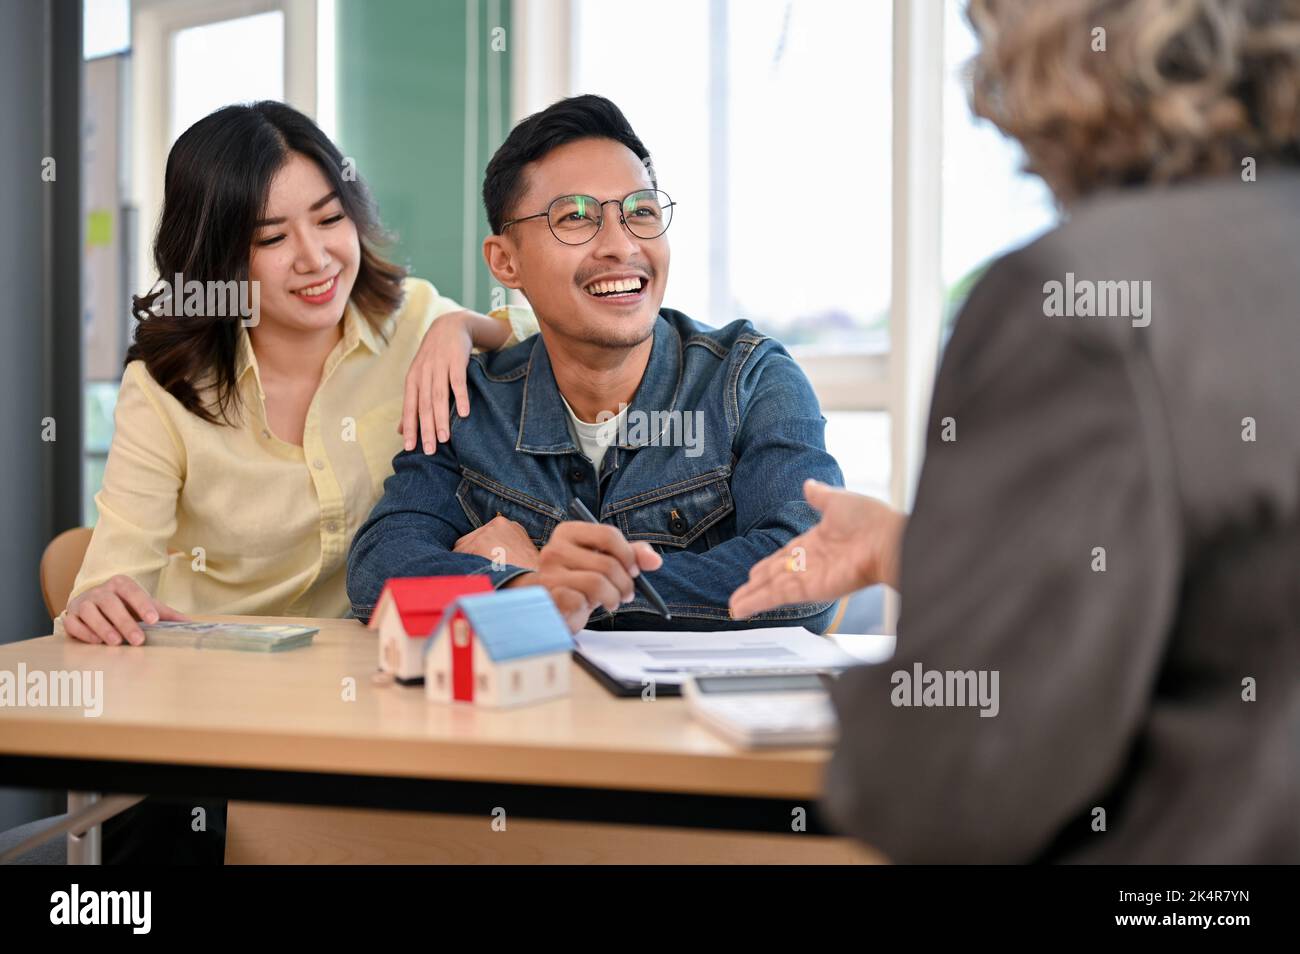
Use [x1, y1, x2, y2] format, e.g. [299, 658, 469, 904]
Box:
[425, 637, 569, 707]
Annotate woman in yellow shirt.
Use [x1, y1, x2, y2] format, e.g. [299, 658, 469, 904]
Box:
[62, 101, 535, 645]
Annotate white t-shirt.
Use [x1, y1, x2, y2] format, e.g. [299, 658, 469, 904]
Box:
[559, 394, 628, 473]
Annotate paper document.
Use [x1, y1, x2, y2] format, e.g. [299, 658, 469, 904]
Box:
[573, 627, 865, 687]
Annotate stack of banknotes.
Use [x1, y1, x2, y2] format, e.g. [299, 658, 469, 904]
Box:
[140, 621, 318, 652]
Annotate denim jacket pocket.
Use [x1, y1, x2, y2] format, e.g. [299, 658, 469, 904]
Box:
[608, 467, 734, 549]
[456, 468, 563, 546]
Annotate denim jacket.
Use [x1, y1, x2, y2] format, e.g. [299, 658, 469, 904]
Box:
[347, 309, 844, 631]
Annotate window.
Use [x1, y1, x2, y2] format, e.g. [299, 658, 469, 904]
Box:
[84, 0, 130, 60]
[83, 376, 119, 525]
[82, 4, 132, 524]
[940, 0, 1057, 334]
[571, 0, 891, 351]
[567, 0, 894, 629]
[169, 11, 285, 146]
[569, 0, 892, 506]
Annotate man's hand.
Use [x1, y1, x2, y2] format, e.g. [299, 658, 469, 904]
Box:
[453, 514, 541, 570]
[729, 479, 906, 619]
[504, 522, 663, 633]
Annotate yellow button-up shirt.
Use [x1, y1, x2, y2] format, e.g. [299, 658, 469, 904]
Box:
[67, 278, 536, 619]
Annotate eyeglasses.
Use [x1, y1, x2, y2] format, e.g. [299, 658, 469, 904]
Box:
[501, 189, 676, 245]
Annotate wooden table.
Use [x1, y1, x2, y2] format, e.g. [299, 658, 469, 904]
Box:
[0, 616, 880, 863]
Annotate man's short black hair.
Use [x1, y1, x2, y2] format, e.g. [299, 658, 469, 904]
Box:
[483, 94, 654, 235]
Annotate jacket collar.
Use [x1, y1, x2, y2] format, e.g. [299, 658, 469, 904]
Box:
[516, 312, 683, 455]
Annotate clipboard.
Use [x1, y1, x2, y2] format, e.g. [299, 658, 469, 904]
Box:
[573, 650, 683, 698]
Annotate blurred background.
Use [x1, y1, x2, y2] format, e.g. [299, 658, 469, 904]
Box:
[1, 0, 1056, 828]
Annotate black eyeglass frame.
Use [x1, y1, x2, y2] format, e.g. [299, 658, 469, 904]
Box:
[500, 189, 676, 245]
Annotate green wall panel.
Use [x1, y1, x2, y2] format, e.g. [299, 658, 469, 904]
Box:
[335, 0, 511, 312]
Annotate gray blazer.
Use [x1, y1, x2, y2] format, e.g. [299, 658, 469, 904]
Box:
[823, 172, 1300, 863]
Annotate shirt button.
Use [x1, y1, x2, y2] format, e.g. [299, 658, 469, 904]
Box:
[313, 459, 325, 470]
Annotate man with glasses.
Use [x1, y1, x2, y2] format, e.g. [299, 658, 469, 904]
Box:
[347, 94, 843, 634]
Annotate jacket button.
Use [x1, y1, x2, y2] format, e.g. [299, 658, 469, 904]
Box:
[570, 467, 586, 482]
[669, 515, 687, 534]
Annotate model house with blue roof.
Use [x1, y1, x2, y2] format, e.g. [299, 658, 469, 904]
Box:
[424, 586, 575, 707]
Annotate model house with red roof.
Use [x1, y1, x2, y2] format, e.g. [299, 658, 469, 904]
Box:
[425, 586, 574, 708]
[370, 576, 494, 684]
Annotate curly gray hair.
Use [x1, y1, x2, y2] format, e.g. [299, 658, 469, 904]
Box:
[966, 0, 1300, 203]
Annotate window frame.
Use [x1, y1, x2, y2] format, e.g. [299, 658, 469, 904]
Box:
[129, 0, 318, 298]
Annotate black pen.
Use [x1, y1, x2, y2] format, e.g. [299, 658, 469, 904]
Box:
[568, 497, 671, 619]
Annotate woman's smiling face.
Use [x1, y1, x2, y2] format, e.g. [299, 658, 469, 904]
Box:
[249, 152, 361, 334]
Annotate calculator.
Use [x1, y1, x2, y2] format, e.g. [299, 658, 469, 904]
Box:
[682, 671, 839, 748]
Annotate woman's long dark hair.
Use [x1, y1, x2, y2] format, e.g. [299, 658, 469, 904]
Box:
[127, 101, 407, 424]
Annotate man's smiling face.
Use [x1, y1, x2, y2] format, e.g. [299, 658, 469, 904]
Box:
[485, 137, 670, 350]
